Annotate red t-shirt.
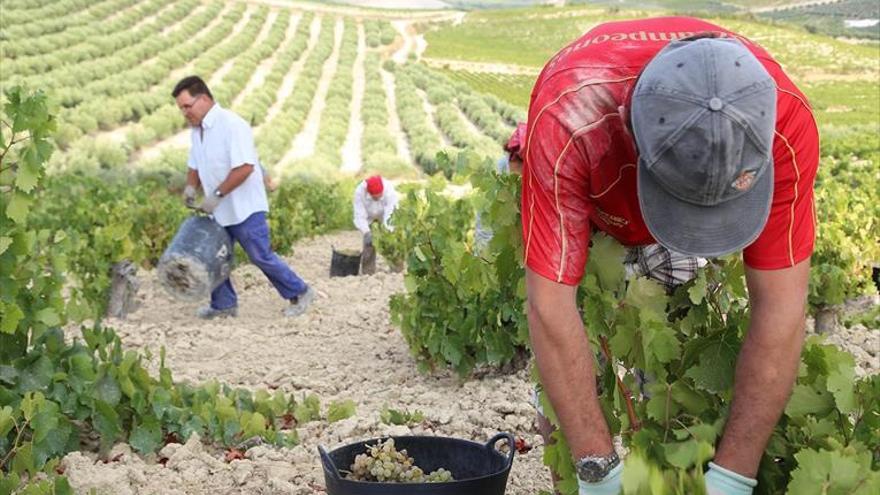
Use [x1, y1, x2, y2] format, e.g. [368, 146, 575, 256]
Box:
[522, 16, 819, 285]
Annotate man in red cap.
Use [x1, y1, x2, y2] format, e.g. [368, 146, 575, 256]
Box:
[353, 174, 399, 250]
[521, 16, 818, 495]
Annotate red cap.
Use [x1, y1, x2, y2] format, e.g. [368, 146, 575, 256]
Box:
[504, 122, 527, 161]
[365, 175, 384, 196]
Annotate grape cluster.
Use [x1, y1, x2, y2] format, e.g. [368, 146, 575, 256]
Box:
[344, 438, 454, 483]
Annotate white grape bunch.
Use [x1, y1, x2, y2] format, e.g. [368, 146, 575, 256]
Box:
[343, 438, 455, 483]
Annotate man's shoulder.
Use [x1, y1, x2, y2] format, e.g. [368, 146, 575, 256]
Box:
[215, 106, 251, 131]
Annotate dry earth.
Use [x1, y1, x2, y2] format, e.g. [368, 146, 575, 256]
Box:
[58, 231, 878, 494]
[60, 230, 551, 495]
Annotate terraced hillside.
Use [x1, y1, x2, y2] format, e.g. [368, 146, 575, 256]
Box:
[0, 0, 522, 180]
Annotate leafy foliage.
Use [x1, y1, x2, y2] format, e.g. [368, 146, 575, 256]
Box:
[537, 236, 880, 494]
[380, 406, 425, 426]
[0, 88, 356, 492]
[389, 154, 529, 375]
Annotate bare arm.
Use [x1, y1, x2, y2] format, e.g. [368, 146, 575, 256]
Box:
[714, 258, 810, 476]
[186, 168, 201, 189]
[526, 267, 614, 459]
[217, 163, 254, 196]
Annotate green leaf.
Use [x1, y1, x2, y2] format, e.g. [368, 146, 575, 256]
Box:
[293, 394, 321, 423]
[786, 384, 835, 417]
[95, 373, 121, 406]
[688, 271, 708, 305]
[0, 236, 12, 256]
[645, 385, 675, 422]
[326, 400, 356, 423]
[0, 405, 14, 437]
[151, 387, 173, 420]
[823, 345, 857, 414]
[588, 234, 626, 290]
[34, 308, 61, 327]
[0, 473, 21, 495]
[130, 416, 163, 454]
[19, 356, 53, 392]
[684, 333, 738, 393]
[670, 381, 710, 413]
[53, 476, 73, 495]
[11, 441, 35, 476]
[1, 302, 24, 334]
[643, 321, 680, 366]
[663, 439, 713, 469]
[242, 412, 267, 439]
[92, 400, 121, 445]
[31, 401, 59, 444]
[6, 192, 31, 224]
[787, 447, 878, 494]
[625, 277, 667, 324]
[15, 156, 40, 193]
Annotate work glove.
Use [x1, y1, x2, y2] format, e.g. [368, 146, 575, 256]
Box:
[363, 231, 373, 246]
[578, 462, 623, 495]
[183, 185, 197, 207]
[198, 194, 221, 214]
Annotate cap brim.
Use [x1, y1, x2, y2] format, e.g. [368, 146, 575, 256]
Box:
[638, 157, 773, 258]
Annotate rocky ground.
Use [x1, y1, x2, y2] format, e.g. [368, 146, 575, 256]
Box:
[59, 230, 878, 494]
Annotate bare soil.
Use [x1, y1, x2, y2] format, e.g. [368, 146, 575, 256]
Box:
[59, 231, 878, 494]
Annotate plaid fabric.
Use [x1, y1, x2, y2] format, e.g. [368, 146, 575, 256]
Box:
[623, 244, 706, 293]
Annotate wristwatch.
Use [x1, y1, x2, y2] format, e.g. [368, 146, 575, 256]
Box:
[213, 188, 224, 198]
[575, 451, 620, 483]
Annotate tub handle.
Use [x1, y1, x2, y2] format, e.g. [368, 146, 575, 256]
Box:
[486, 432, 516, 467]
[318, 445, 341, 480]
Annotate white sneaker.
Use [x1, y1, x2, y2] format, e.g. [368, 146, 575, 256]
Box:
[284, 288, 314, 317]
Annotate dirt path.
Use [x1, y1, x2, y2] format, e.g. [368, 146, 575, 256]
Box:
[209, 5, 262, 88]
[455, 102, 495, 144]
[340, 21, 366, 173]
[60, 1, 224, 151]
[59, 230, 552, 494]
[417, 88, 453, 147]
[55, 228, 878, 494]
[131, 1, 176, 32]
[380, 65, 412, 164]
[391, 20, 413, 64]
[231, 9, 293, 110]
[284, 17, 346, 164]
[162, 2, 234, 85]
[257, 15, 323, 136]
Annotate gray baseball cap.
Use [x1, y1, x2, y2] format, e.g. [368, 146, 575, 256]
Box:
[631, 37, 777, 257]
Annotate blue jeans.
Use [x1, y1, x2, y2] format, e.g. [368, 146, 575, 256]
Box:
[210, 212, 308, 310]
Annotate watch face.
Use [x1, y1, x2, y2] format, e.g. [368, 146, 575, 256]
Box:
[577, 460, 605, 482]
[576, 453, 619, 483]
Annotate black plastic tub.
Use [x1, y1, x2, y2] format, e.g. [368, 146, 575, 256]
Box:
[330, 248, 361, 277]
[319, 433, 515, 495]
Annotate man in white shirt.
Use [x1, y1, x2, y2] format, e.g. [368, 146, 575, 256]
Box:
[353, 175, 399, 246]
[173, 76, 313, 319]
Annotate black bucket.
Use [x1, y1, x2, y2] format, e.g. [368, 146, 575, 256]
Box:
[318, 433, 515, 495]
[157, 215, 233, 301]
[330, 248, 361, 277]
